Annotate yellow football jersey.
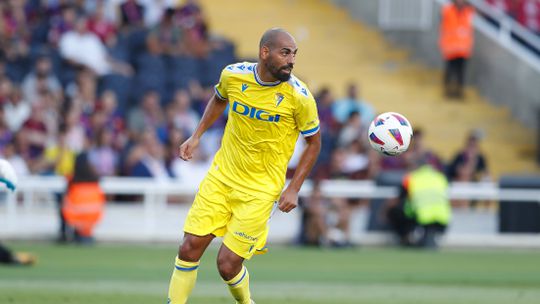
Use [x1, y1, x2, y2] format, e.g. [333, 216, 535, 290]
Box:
[209, 62, 320, 201]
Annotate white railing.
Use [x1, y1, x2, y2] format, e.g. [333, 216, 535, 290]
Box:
[3, 175, 540, 207]
[1, 176, 540, 243]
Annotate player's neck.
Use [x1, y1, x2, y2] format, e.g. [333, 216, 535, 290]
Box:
[256, 63, 280, 83]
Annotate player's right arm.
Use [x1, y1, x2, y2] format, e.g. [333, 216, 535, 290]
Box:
[179, 94, 228, 161]
[179, 66, 232, 161]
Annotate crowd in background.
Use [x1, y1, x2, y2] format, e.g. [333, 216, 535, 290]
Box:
[0, 0, 492, 189]
[0, 0, 499, 247]
[0, 0, 234, 187]
[486, 0, 540, 35]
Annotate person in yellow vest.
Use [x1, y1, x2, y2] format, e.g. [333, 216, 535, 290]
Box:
[439, 0, 475, 99]
[385, 159, 452, 248]
[62, 152, 105, 244]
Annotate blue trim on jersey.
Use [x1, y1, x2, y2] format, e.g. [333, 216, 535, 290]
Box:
[214, 86, 226, 100]
[301, 125, 320, 137]
[175, 265, 199, 272]
[0, 177, 15, 191]
[228, 267, 247, 286]
[253, 64, 281, 87]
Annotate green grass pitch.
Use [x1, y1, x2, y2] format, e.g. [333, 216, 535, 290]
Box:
[1, 242, 539, 303]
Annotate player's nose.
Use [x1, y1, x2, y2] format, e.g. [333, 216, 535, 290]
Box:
[288, 55, 295, 65]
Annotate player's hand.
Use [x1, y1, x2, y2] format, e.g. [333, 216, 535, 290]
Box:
[278, 187, 298, 213]
[179, 136, 200, 161]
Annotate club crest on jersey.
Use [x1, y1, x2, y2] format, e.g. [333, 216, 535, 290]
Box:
[275, 93, 284, 107]
[241, 83, 248, 92]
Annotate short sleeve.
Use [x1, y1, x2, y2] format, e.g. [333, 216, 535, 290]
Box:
[214, 67, 230, 100]
[295, 94, 320, 137]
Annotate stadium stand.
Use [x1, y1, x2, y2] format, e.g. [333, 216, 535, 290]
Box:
[1, 0, 539, 247]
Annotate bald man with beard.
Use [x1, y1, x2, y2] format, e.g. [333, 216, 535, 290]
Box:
[167, 28, 321, 304]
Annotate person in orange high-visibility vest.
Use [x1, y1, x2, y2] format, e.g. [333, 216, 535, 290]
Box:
[62, 153, 105, 244]
[439, 0, 475, 99]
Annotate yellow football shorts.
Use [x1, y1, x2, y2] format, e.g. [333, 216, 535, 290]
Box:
[183, 175, 275, 259]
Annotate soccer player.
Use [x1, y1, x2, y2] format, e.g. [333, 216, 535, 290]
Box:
[167, 28, 321, 304]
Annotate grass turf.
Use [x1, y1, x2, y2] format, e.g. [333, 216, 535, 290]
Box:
[0, 242, 539, 303]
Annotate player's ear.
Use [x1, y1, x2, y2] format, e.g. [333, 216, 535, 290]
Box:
[260, 46, 270, 60]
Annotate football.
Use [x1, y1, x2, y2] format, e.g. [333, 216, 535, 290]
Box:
[367, 112, 413, 156]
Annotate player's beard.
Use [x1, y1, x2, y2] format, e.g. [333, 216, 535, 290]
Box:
[267, 62, 293, 82]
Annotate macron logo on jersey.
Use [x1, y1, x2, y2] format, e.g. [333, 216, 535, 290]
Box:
[232, 101, 281, 123]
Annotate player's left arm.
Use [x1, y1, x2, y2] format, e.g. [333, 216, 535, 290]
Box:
[278, 132, 321, 213]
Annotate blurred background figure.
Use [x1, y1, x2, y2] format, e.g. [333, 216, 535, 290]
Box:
[61, 152, 105, 244]
[384, 158, 452, 248]
[447, 129, 490, 183]
[446, 129, 491, 208]
[439, 0, 475, 99]
[299, 181, 353, 247]
[0, 242, 35, 266]
[333, 83, 375, 129]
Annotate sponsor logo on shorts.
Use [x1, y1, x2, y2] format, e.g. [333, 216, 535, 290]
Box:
[234, 231, 258, 242]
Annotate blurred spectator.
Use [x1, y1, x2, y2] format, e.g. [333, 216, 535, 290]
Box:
[337, 111, 366, 148]
[0, 77, 12, 104]
[446, 129, 490, 182]
[342, 139, 378, 180]
[59, 17, 111, 75]
[59, 17, 132, 77]
[42, 124, 76, 177]
[62, 152, 105, 244]
[439, 0, 475, 99]
[177, 0, 209, 57]
[88, 128, 118, 177]
[97, 90, 127, 150]
[63, 102, 87, 153]
[127, 91, 166, 138]
[299, 181, 328, 246]
[119, 0, 145, 29]
[20, 102, 49, 167]
[140, 0, 177, 28]
[384, 158, 451, 248]
[128, 129, 172, 179]
[1, 1, 31, 82]
[48, 4, 77, 46]
[313, 87, 340, 179]
[0, 107, 13, 154]
[3, 134, 27, 171]
[3, 86, 30, 132]
[150, 7, 183, 56]
[405, 128, 445, 172]
[332, 83, 375, 128]
[1, 138, 29, 177]
[169, 90, 200, 136]
[86, 1, 117, 43]
[67, 68, 97, 115]
[21, 55, 62, 103]
[299, 181, 353, 247]
[40, 89, 62, 142]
